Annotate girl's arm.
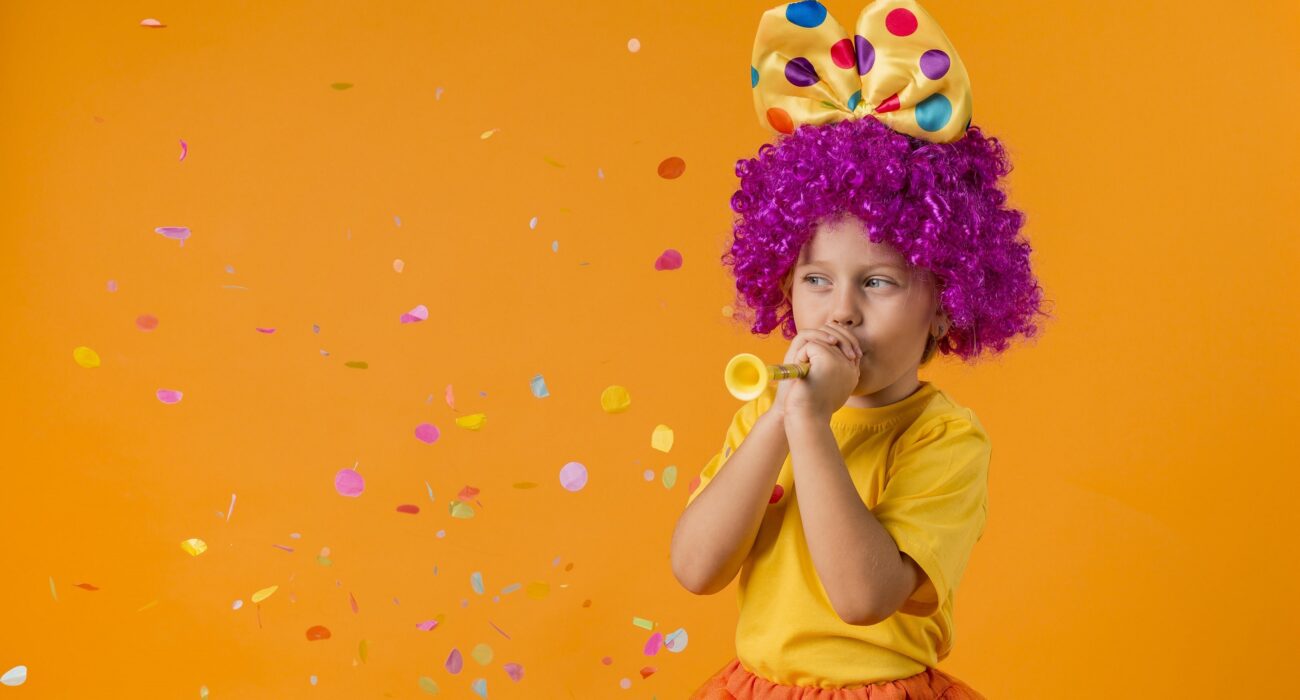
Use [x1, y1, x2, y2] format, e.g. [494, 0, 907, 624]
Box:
[670, 408, 789, 595]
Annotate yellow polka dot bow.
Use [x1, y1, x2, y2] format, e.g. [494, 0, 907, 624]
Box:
[751, 0, 972, 143]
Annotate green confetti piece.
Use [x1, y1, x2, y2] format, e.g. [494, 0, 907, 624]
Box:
[418, 677, 440, 694]
[632, 616, 655, 630]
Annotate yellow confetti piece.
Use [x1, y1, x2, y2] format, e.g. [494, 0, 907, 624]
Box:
[73, 346, 101, 368]
[480, 128, 501, 140]
[358, 639, 369, 663]
[471, 643, 493, 665]
[251, 585, 278, 603]
[449, 501, 475, 519]
[180, 538, 208, 556]
[454, 413, 486, 430]
[418, 677, 439, 694]
[651, 424, 674, 453]
[600, 385, 631, 413]
[525, 581, 550, 600]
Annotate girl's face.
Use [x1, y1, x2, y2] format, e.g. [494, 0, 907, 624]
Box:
[783, 214, 947, 408]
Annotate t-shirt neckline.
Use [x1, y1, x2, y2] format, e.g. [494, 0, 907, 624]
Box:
[829, 381, 937, 430]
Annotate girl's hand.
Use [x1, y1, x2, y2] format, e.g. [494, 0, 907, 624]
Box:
[773, 323, 862, 420]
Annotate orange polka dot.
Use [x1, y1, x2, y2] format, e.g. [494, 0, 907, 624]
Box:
[766, 107, 794, 134]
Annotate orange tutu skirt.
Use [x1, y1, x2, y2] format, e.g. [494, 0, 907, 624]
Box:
[689, 658, 987, 700]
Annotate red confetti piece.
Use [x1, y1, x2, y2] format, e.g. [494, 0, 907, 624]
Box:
[349, 592, 359, 614]
[306, 625, 331, 641]
[657, 156, 686, 179]
[457, 486, 480, 501]
[396, 504, 420, 514]
[73, 583, 99, 591]
[639, 666, 657, 679]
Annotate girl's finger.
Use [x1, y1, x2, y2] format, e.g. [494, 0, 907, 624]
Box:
[813, 328, 857, 360]
[820, 325, 862, 358]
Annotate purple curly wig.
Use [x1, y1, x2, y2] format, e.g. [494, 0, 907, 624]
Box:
[723, 116, 1051, 364]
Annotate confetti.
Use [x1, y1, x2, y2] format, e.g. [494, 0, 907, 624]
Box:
[470, 572, 484, 595]
[358, 639, 369, 663]
[627, 37, 641, 52]
[543, 156, 565, 167]
[418, 677, 439, 694]
[600, 386, 631, 413]
[454, 413, 486, 430]
[528, 216, 538, 230]
[199, 685, 208, 698]
[664, 627, 689, 653]
[1, 666, 27, 687]
[657, 156, 686, 179]
[154, 226, 191, 245]
[226, 493, 236, 522]
[136, 314, 159, 331]
[251, 585, 278, 603]
[529, 374, 549, 398]
[471, 643, 493, 665]
[232, 600, 243, 610]
[156, 389, 183, 404]
[525, 582, 549, 599]
[632, 617, 654, 630]
[73, 346, 100, 368]
[415, 619, 438, 631]
[445, 384, 455, 409]
[640, 666, 657, 679]
[457, 485, 479, 502]
[107, 279, 118, 292]
[425, 481, 435, 502]
[434, 87, 444, 100]
[344, 361, 368, 369]
[400, 304, 428, 324]
[662, 465, 678, 488]
[49, 576, 57, 601]
[179, 139, 187, 161]
[471, 679, 488, 698]
[559, 462, 588, 492]
[139, 18, 165, 28]
[551, 240, 558, 252]
[254, 327, 276, 334]
[445, 648, 463, 674]
[414, 423, 440, 444]
[335, 468, 364, 497]
[396, 504, 419, 514]
[651, 424, 674, 453]
[331, 82, 353, 90]
[393, 259, 405, 273]
[180, 538, 208, 556]
[503, 663, 524, 682]
[306, 625, 331, 641]
[654, 248, 683, 271]
[449, 501, 475, 519]
[73, 583, 99, 591]
[480, 128, 500, 140]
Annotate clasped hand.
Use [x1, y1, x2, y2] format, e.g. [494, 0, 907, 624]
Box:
[772, 322, 862, 422]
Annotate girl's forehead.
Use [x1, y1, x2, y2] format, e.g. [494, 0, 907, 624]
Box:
[800, 224, 905, 266]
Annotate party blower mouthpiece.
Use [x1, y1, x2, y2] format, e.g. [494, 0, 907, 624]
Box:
[724, 353, 810, 401]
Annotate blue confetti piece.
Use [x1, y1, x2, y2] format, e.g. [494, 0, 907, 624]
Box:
[530, 374, 550, 398]
[471, 678, 488, 698]
[471, 571, 484, 595]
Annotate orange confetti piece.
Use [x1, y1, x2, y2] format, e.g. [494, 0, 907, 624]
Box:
[306, 625, 332, 641]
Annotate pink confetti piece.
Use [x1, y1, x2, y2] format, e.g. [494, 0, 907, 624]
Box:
[255, 327, 276, 334]
[272, 544, 294, 553]
[503, 663, 524, 682]
[226, 493, 236, 522]
[334, 468, 364, 497]
[156, 389, 183, 404]
[644, 632, 662, 655]
[179, 139, 187, 161]
[488, 619, 512, 640]
[414, 423, 440, 444]
[445, 648, 463, 674]
[154, 226, 190, 246]
[445, 384, 455, 409]
[349, 592, 359, 614]
[136, 314, 158, 331]
[415, 620, 438, 631]
[654, 248, 683, 271]
[107, 279, 118, 292]
[400, 304, 428, 324]
[560, 462, 588, 492]
[139, 18, 166, 28]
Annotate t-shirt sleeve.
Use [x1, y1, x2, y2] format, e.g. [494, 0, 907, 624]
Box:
[684, 393, 765, 509]
[873, 412, 991, 618]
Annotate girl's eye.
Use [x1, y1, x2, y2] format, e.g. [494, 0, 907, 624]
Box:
[803, 275, 892, 288]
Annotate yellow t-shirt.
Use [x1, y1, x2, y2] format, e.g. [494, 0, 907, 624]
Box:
[685, 380, 990, 688]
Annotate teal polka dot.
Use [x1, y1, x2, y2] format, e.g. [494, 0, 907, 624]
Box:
[751, 66, 759, 88]
[785, 0, 827, 28]
[847, 90, 862, 112]
[915, 93, 953, 132]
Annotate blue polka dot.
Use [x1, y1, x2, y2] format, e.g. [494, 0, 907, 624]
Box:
[785, 0, 827, 28]
[848, 90, 862, 112]
[751, 66, 759, 88]
[915, 93, 953, 132]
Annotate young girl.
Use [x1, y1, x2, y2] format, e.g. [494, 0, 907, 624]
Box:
[670, 1, 1049, 697]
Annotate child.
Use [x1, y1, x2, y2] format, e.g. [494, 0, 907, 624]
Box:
[670, 1, 1050, 697]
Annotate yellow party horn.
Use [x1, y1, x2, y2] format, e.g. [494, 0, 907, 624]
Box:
[724, 353, 809, 401]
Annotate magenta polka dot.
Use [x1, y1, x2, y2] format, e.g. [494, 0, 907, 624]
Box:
[885, 8, 918, 36]
[919, 49, 950, 79]
[830, 38, 855, 69]
[784, 57, 819, 87]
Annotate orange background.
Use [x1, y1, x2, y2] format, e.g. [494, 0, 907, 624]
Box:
[3, 1, 1298, 697]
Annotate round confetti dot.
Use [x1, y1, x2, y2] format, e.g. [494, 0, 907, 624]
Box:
[766, 107, 794, 134]
[643, 469, 654, 481]
[915, 93, 953, 132]
[156, 389, 183, 404]
[783, 57, 819, 87]
[471, 643, 493, 665]
[600, 385, 631, 413]
[620, 678, 632, 689]
[73, 346, 100, 368]
[136, 314, 159, 331]
[830, 38, 855, 69]
[654, 249, 682, 271]
[559, 462, 588, 492]
[657, 156, 685, 179]
[750, 66, 759, 88]
[784, 0, 827, 28]
[107, 279, 118, 292]
[885, 8, 918, 36]
[627, 37, 640, 52]
[721, 305, 733, 318]
[334, 468, 365, 497]
[855, 35, 875, 75]
[306, 625, 332, 641]
[601, 657, 613, 666]
[414, 423, 440, 444]
[393, 258, 405, 272]
[919, 49, 950, 80]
